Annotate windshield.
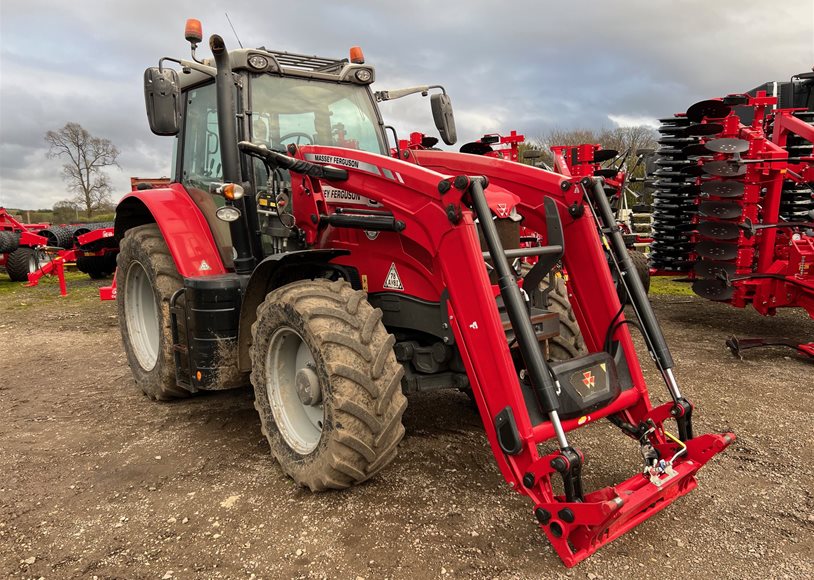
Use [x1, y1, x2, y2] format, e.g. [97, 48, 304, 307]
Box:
[250, 75, 386, 154]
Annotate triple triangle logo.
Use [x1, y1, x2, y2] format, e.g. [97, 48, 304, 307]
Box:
[383, 262, 404, 290]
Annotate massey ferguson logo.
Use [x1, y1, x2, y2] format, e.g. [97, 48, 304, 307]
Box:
[582, 370, 596, 389]
[496, 203, 508, 218]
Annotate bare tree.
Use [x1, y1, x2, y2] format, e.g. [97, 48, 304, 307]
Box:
[45, 122, 120, 218]
[534, 126, 657, 169]
[52, 199, 80, 223]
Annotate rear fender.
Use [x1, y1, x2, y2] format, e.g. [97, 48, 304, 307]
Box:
[114, 183, 227, 277]
[237, 249, 351, 371]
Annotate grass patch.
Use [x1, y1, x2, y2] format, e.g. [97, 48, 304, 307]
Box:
[649, 276, 695, 296]
[0, 269, 108, 308]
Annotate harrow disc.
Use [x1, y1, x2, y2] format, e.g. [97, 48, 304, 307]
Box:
[704, 138, 749, 154]
[692, 279, 734, 300]
[696, 221, 741, 240]
[682, 143, 714, 157]
[593, 149, 618, 162]
[699, 201, 743, 220]
[658, 136, 699, 146]
[658, 116, 691, 125]
[700, 180, 745, 198]
[694, 260, 737, 279]
[686, 99, 731, 123]
[683, 123, 724, 137]
[657, 147, 687, 157]
[695, 240, 739, 260]
[680, 164, 706, 176]
[703, 160, 747, 177]
[460, 141, 493, 155]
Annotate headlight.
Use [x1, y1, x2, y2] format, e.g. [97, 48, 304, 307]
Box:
[216, 206, 242, 222]
[248, 54, 269, 70]
[355, 69, 372, 82]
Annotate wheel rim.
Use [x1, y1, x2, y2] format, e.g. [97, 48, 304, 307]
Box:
[266, 327, 324, 454]
[124, 261, 160, 371]
[28, 250, 52, 274]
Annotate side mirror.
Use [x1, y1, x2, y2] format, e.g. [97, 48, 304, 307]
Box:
[144, 67, 181, 136]
[430, 93, 457, 146]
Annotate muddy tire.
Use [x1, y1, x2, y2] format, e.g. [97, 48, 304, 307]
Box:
[117, 224, 189, 400]
[6, 247, 42, 282]
[250, 279, 407, 491]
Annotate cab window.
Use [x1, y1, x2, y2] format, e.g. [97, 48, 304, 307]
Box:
[182, 83, 223, 190]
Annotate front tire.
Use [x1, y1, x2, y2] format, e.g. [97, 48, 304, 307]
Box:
[250, 279, 407, 491]
[117, 224, 189, 400]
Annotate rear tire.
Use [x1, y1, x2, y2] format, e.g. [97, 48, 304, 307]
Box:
[117, 224, 189, 400]
[250, 279, 407, 491]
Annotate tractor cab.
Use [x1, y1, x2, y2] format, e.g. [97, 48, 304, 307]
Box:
[143, 19, 455, 268]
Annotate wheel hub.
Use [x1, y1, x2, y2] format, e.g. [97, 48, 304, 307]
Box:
[295, 366, 321, 405]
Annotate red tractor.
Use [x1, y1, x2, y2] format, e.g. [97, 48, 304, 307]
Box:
[109, 19, 732, 566]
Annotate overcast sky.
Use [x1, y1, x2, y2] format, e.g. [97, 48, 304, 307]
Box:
[1, 0, 812, 210]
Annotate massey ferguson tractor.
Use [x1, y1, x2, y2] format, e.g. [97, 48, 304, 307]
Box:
[109, 19, 733, 566]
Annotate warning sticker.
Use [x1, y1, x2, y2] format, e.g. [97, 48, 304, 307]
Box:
[383, 262, 404, 291]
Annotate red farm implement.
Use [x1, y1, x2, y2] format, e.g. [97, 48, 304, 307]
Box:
[0, 208, 51, 282]
[0, 207, 117, 295]
[105, 19, 733, 567]
[651, 75, 814, 357]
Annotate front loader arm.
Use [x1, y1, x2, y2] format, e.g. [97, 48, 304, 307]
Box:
[284, 145, 732, 567]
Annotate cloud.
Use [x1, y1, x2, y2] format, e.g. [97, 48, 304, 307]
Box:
[1, 0, 812, 209]
[607, 114, 660, 129]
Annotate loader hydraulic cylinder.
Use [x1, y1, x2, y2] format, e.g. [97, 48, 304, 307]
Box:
[582, 177, 679, 386]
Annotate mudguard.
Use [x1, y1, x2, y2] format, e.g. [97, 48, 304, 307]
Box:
[114, 183, 227, 277]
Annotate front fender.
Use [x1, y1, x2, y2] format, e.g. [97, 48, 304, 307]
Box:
[114, 183, 227, 277]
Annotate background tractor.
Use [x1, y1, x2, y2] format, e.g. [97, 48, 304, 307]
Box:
[108, 19, 732, 566]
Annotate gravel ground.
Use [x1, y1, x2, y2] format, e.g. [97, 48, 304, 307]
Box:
[0, 276, 812, 579]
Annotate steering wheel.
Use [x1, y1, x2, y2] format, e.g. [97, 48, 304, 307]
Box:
[280, 132, 314, 146]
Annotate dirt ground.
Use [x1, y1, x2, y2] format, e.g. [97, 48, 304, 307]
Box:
[0, 275, 812, 579]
